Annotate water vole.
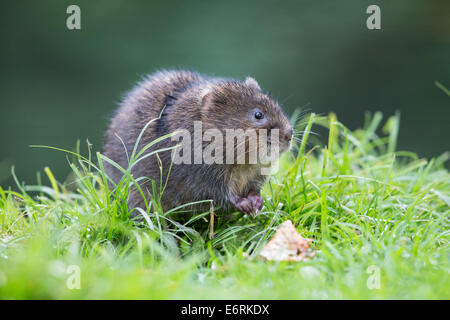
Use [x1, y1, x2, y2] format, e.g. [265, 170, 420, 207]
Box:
[103, 70, 293, 217]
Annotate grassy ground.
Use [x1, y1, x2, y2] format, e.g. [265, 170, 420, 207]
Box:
[0, 112, 448, 299]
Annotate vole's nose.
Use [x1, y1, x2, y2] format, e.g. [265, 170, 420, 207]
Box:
[283, 127, 293, 142]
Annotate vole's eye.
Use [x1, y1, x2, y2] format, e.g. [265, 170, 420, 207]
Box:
[254, 111, 264, 120]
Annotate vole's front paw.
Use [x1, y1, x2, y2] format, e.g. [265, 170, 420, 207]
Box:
[233, 192, 264, 217]
[235, 197, 254, 215]
[247, 191, 264, 217]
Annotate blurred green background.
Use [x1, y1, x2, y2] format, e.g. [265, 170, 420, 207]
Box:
[0, 0, 449, 187]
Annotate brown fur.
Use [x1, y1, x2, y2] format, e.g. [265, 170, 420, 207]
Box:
[103, 70, 293, 217]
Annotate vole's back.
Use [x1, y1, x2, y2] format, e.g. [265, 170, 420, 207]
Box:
[103, 70, 201, 184]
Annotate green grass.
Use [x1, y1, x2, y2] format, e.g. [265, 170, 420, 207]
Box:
[0, 112, 449, 299]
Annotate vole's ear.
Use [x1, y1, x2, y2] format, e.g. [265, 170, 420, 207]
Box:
[245, 76, 261, 90]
